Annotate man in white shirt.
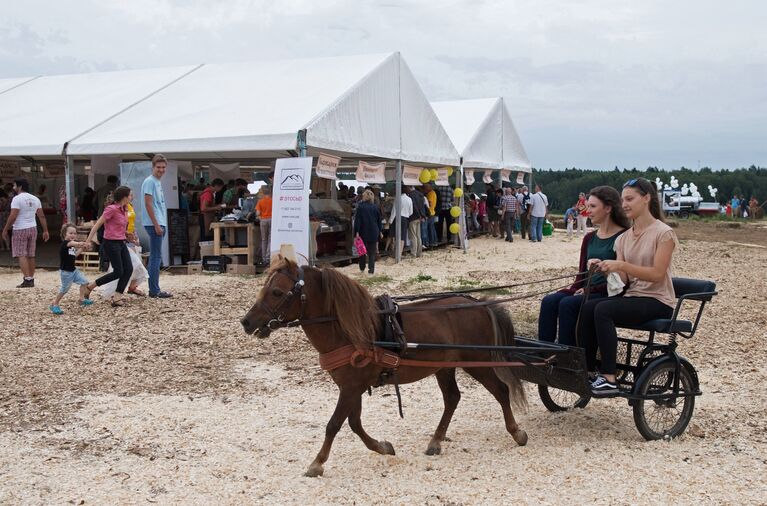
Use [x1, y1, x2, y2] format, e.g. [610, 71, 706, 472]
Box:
[2, 178, 50, 287]
[389, 191, 413, 259]
[528, 184, 548, 242]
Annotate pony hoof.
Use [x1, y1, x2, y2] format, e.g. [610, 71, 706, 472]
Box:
[425, 445, 441, 456]
[304, 465, 324, 477]
[381, 441, 396, 455]
[513, 429, 528, 446]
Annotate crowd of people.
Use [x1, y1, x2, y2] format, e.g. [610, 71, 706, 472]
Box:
[727, 194, 762, 219]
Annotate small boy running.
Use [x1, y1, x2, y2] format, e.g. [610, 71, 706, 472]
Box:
[50, 224, 94, 314]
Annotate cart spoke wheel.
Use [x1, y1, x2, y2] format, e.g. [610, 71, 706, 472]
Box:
[538, 384, 590, 412]
[633, 362, 695, 440]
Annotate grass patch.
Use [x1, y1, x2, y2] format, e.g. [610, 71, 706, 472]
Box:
[359, 274, 393, 287]
[408, 273, 436, 283]
[455, 277, 480, 287]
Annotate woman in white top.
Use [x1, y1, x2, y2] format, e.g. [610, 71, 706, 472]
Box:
[577, 178, 678, 397]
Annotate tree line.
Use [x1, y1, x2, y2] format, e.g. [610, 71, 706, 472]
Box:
[529, 165, 767, 213]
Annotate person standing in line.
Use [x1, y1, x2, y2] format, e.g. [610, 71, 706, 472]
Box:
[436, 183, 454, 244]
[142, 154, 172, 298]
[485, 184, 499, 237]
[499, 187, 518, 242]
[575, 192, 589, 236]
[407, 185, 426, 257]
[564, 206, 578, 239]
[478, 194, 488, 232]
[422, 183, 438, 248]
[50, 224, 95, 314]
[84, 186, 134, 307]
[730, 194, 740, 218]
[518, 186, 531, 240]
[256, 185, 273, 264]
[2, 178, 50, 288]
[528, 184, 548, 242]
[389, 189, 413, 258]
[354, 190, 383, 275]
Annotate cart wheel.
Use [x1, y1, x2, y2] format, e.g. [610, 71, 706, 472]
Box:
[538, 384, 590, 412]
[632, 361, 696, 440]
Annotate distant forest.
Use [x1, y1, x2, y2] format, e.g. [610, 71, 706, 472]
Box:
[527, 165, 767, 213]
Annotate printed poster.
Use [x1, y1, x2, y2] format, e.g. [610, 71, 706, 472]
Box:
[316, 153, 341, 180]
[0, 161, 20, 179]
[271, 157, 313, 264]
[516, 172, 525, 185]
[482, 170, 493, 184]
[402, 164, 422, 186]
[355, 161, 386, 184]
[464, 169, 475, 186]
[500, 169, 511, 182]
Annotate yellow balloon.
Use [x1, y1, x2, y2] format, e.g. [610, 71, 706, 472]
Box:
[453, 188, 464, 198]
[449, 223, 460, 234]
[450, 206, 461, 218]
[446, 166, 454, 177]
[429, 169, 438, 181]
[419, 169, 431, 184]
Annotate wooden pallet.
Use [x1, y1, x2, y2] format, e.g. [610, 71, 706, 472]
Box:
[75, 252, 100, 271]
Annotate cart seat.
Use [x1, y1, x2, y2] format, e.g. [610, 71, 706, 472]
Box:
[622, 319, 692, 334]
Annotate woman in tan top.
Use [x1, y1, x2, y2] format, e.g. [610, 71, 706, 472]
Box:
[577, 178, 677, 397]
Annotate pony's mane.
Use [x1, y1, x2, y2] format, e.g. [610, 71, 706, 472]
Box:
[268, 258, 380, 347]
[320, 267, 380, 348]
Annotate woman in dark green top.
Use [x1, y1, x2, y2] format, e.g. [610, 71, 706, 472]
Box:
[538, 186, 630, 346]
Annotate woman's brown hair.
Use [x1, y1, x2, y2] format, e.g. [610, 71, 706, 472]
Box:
[588, 185, 631, 229]
[112, 186, 132, 205]
[623, 178, 664, 221]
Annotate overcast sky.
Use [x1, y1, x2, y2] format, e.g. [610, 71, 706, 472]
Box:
[2, 0, 765, 170]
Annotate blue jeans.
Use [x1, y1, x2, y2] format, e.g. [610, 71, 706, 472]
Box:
[420, 219, 429, 246]
[530, 216, 545, 241]
[425, 216, 437, 246]
[144, 225, 165, 295]
[538, 291, 606, 346]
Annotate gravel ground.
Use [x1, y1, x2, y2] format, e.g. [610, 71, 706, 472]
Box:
[1, 223, 766, 504]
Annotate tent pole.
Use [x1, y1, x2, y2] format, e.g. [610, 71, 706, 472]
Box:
[459, 163, 467, 253]
[65, 155, 75, 224]
[296, 130, 314, 266]
[394, 160, 402, 264]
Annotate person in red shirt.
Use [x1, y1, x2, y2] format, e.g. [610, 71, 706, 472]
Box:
[199, 178, 226, 241]
[575, 192, 589, 236]
[255, 186, 273, 264]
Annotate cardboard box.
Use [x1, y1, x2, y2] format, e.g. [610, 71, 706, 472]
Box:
[226, 254, 248, 264]
[187, 262, 202, 275]
[227, 264, 256, 275]
[199, 241, 214, 258]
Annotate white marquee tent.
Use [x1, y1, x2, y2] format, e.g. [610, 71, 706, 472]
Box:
[431, 97, 531, 173]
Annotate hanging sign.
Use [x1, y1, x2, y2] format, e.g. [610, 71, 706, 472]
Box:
[315, 153, 341, 180]
[500, 169, 511, 182]
[516, 172, 526, 185]
[355, 161, 386, 184]
[465, 170, 475, 186]
[45, 163, 66, 177]
[0, 161, 20, 179]
[482, 170, 493, 184]
[402, 164, 422, 186]
[271, 157, 313, 264]
[435, 167, 449, 186]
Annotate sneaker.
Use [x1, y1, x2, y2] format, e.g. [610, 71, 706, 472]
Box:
[80, 299, 94, 306]
[590, 375, 619, 397]
[49, 305, 64, 315]
[17, 279, 34, 288]
[149, 291, 173, 299]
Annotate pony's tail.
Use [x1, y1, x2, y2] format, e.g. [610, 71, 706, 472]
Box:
[488, 305, 528, 411]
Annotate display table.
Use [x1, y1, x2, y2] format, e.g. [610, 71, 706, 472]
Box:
[210, 222, 258, 265]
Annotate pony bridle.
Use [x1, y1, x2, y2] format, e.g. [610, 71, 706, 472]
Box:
[255, 266, 307, 337]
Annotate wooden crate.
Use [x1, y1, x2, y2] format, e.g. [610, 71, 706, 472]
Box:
[75, 251, 100, 271]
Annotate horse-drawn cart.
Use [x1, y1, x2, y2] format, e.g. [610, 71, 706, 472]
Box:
[241, 258, 717, 476]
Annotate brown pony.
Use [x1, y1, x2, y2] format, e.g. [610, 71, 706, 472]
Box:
[241, 257, 527, 477]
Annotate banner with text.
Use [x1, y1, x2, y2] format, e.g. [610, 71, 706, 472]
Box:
[464, 169, 475, 186]
[0, 161, 20, 179]
[516, 171, 526, 185]
[316, 153, 341, 180]
[355, 161, 386, 184]
[435, 167, 449, 186]
[271, 157, 313, 264]
[500, 169, 511, 182]
[402, 164, 422, 186]
[482, 170, 493, 184]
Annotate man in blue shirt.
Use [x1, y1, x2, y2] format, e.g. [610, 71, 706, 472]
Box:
[142, 154, 172, 298]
